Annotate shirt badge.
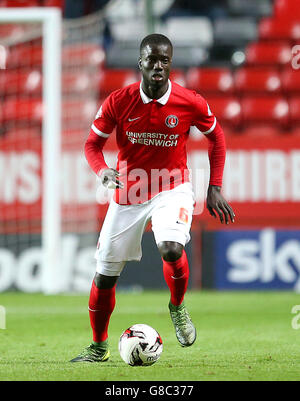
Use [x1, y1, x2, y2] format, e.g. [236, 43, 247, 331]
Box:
[165, 115, 178, 128]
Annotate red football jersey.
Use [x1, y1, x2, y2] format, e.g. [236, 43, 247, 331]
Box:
[85, 80, 225, 204]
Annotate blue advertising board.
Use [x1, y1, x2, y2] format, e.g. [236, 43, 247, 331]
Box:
[214, 229, 300, 290]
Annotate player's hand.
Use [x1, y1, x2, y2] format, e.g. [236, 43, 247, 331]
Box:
[99, 168, 124, 189]
[206, 185, 235, 225]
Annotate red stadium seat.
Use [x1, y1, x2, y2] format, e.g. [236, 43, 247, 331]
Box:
[4, 128, 41, 148]
[0, 70, 42, 96]
[206, 97, 242, 129]
[0, 99, 43, 124]
[186, 67, 234, 95]
[7, 42, 42, 68]
[240, 125, 284, 138]
[62, 44, 105, 68]
[43, 0, 64, 7]
[7, 43, 105, 69]
[169, 69, 186, 87]
[245, 41, 292, 66]
[0, 24, 27, 41]
[0, 0, 41, 6]
[62, 99, 98, 129]
[273, 0, 300, 21]
[259, 17, 300, 41]
[289, 97, 300, 124]
[281, 68, 300, 94]
[234, 67, 282, 95]
[62, 71, 99, 95]
[98, 69, 138, 97]
[241, 96, 289, 128]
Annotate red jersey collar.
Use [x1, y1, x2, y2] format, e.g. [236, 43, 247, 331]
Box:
[139, 79, 172, 105]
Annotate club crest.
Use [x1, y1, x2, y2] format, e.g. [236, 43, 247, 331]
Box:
[165, 115, 178, 128]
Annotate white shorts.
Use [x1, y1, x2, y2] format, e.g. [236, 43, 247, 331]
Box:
[95, 183, 195, 273]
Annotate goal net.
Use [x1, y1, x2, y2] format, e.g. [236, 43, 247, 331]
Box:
[0, 8, 114, 293]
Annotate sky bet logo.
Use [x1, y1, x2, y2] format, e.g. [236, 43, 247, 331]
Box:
[215, 229, 300, 290]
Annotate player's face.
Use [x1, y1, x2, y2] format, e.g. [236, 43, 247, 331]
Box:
[139, 43, 172, 90]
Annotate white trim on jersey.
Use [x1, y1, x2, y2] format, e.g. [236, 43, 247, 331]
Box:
[201, 117, 217, 135]
[91, 124, 110, 138]
[140, 79, 172, 105]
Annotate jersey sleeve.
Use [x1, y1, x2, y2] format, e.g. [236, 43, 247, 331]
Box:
[91, 93, 116, 138]
[192, 92, 226, 187]
[192, 93, 216, 135]
[85, 94, 117, 176]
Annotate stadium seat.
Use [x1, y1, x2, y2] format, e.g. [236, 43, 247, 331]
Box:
[4, 127, 41, 144]
[214, 17, 257, 45]
[0, 24, 27, 41]
[259, 17, 300, 41]
[288, 97, 300, 124]
[234, 67, 282, 95]
[241, 96, 289, 128]
[7, 43, 42, 69]
[205, 97, 242, 129]
[105, 42, 140, 68]
[169, 69, 186, 87]
[62, 44, 105, 68]
[290, 127, 300, 136]
[186, 67, 234, 95]
[240, 124, 283, 138]
[62, 129, 87, 150]
[281, 68, 300, 94]
[245, 41, 292, 66]
[43, 0, 64, 7]
[0, 70, 42, 96]
[110, 19, 147, 44]
[62, 99, 98, 129]
[228, 0, 272, 17]
[0, 99, 43, 124]
[98, 69, 138, 97]
[0, 0, 40, 6]
[165, 17, 213, 48]
[273, 0, 300, 21]
[62, 71, 99, 95]
[171, 46, 209, 68]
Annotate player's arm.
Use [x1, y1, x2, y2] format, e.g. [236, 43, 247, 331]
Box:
[205, 121, 235, 224]
[84, 96, 123, 189]
[193, 94, 235, 224]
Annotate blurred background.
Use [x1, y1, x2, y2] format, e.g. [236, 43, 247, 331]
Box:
[0, 0, 300, 294]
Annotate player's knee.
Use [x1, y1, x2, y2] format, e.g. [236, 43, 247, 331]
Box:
[158, 241, 183, 262]
[93, 273, 118, 289]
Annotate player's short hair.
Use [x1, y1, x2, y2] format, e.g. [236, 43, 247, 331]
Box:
[140, 33, 173, 56]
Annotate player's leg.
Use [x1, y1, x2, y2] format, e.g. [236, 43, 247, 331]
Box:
[71, 199, 150, 362]
[70, 263, 125, 363]
[152, 184, 196, 347]
[158, 241, 188, 306]
[158, 240, 195, 347]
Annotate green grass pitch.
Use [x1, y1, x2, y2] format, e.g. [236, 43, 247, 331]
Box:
[0, 290, 300, 381]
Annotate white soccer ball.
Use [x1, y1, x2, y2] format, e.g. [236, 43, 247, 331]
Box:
[119, 324, 163, 366]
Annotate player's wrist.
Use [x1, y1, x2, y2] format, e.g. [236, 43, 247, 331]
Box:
[208, 184, 221, 192]
[97, 167, 109, 177]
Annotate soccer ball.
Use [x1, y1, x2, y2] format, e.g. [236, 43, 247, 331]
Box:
[119, 324, 163, 366]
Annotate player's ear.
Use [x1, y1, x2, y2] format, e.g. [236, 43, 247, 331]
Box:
[138, 57, 142, 70]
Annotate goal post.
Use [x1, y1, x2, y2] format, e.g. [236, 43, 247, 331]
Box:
[0, 8, 62, 294]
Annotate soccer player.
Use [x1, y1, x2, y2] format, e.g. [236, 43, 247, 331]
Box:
[71, 33, 235, 362]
